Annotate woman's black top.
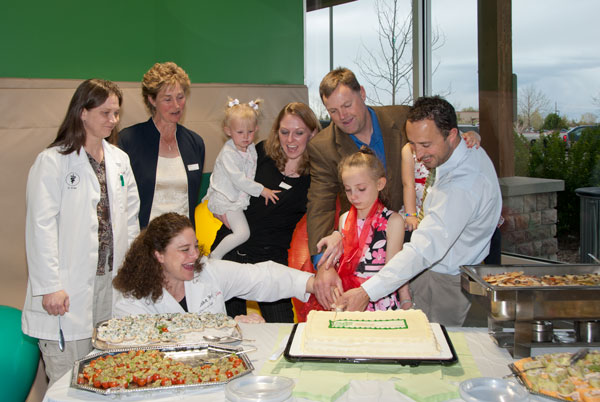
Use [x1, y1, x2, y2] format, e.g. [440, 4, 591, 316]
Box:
[213, 141, 310, 265]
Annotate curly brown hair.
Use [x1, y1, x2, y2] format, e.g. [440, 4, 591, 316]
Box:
[142, 62, 191, 115]
[113, 213, 203, 302]
[264, 102, 321, 176]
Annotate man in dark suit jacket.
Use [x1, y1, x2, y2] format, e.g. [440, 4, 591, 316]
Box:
[307, 67, 410, 308]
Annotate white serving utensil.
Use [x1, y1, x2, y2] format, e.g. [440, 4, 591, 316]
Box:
[588, 253, 600, 264]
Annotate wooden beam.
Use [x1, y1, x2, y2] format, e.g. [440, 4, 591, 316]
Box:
[306, 0, 357, 12]
[477, 0, 514, 177]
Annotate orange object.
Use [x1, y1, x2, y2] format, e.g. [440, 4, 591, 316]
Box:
[288, 197, 341, 322]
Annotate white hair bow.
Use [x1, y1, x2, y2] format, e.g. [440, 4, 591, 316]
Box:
[248, 100, 259, 111]
[228, 99, 240, 108]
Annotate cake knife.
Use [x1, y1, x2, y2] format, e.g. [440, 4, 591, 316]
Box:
[58, 315, 65, 352]
[332, 287, 344, 320]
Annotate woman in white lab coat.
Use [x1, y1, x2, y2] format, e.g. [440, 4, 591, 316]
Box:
[113, 213, 314, 319]
[22, 79, 140, 386]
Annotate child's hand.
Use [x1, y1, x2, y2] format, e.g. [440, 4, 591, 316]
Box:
[405, 215, 419, 231]
[261, 188, 280, 205]
[234, 313, 265, 324]
[213, 213, 230, 229]
[461, 131, 481, 149]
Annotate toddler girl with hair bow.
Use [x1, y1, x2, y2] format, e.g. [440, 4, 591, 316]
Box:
[204, 98, 280, 259]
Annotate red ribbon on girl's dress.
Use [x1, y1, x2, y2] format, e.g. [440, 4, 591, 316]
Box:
[415, 177, 427, 184]
[302, 199, 383, 314]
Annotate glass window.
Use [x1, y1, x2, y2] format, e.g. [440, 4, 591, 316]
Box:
[306, 0, 413, 117]
[431, 0, 478, 116]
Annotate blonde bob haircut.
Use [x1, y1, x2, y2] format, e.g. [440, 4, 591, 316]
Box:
[265, 102, 321, 177]
[142, 62, 191, 115]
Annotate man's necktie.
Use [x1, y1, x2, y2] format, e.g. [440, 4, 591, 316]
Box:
[417, 167, 436, 223]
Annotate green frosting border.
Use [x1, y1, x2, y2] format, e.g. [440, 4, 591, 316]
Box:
[328, 318, 408, 330]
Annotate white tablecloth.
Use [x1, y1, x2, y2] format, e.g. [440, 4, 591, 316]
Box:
[43, 324, 558, 402]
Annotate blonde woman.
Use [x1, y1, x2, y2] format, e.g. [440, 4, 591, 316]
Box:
[119, 62, 205, 228]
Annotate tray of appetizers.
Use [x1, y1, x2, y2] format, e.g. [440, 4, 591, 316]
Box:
[71, 344, 253, 396]
[92, 312, 242, 350]
[460, 264, 600, 321]
[509, 351, 600, 401]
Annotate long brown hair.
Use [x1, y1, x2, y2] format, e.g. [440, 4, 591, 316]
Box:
[49, 79, 123, 155]
[265, 102, 321, 176]
[113, 213, 203, 302]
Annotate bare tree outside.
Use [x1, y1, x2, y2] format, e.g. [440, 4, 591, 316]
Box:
[593, 92, 600, 109]
[518, 85, 551, 130]
[309, 93, 330, 122]
[579, 112, 598, 125]
[353, 0, 444, 106]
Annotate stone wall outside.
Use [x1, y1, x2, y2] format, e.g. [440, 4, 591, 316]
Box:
[499, 177, 564, 261]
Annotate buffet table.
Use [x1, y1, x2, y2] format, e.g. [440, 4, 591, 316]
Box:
[43, 324, 564, 402]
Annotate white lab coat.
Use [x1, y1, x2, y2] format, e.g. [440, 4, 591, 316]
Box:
[113, 257, 313, 317]
[22, 141, 140, 341]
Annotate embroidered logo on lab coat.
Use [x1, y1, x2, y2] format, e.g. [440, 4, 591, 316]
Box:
[66, 172, 80, 188]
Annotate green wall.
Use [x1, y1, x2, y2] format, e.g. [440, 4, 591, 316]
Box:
[0, 0, 304, 84]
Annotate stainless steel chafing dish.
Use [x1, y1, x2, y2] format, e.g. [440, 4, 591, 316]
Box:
[461, 264, 600, 358]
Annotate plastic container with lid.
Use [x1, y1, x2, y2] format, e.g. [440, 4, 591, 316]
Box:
[459, 377, 529, 402]
[225, 375, 295, 402]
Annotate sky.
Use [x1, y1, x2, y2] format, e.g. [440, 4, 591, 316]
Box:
[305, 0, 600, 122]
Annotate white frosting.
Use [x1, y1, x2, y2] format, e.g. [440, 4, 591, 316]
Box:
[302, 309, 439, 357]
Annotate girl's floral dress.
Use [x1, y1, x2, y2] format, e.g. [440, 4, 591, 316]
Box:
[353, 207, 404, 311]
[400, 152, 430, 216]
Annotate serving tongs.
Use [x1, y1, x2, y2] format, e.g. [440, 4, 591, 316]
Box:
[569, 348, 589, 366]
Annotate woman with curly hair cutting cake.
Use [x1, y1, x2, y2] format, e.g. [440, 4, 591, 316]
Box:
[113, 213, 316, 321]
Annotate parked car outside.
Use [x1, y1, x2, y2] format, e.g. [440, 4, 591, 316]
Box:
[563, 125, 600, 148]
[458, 124, 479, 134]
[522, 130, 540, 144]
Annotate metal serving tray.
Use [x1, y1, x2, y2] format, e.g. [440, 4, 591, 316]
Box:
[71, 344, 253, 396]
[460, 264, 600, 322]
[92, 320, 243, 350]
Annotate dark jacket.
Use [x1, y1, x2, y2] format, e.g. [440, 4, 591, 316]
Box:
[118, 118, 205, 228]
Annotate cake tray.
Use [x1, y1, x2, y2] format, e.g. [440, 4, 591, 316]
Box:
[283, 322, 458, 366]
